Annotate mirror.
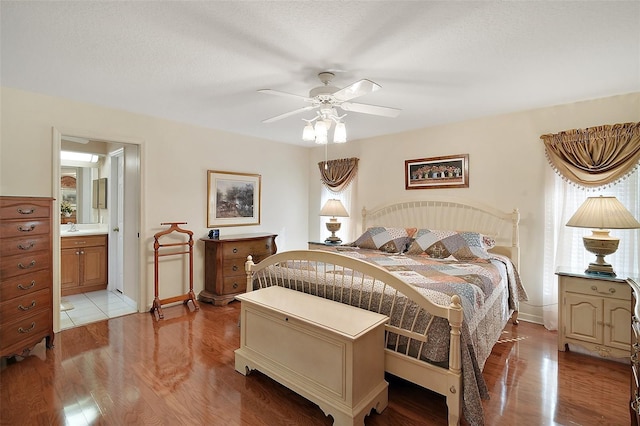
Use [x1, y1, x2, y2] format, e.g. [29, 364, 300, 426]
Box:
[92, 178, 107, 209]
[61, 166, 102, 224]
[60, 139, 113, 225]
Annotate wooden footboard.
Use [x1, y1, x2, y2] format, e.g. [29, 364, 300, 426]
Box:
[245, 249, 464, 426]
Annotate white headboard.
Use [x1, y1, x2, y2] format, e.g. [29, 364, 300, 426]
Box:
[362, 196, 520, 269]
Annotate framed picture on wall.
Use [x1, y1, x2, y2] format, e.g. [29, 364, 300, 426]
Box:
[207, 170, 261, 227]
[405, 154, 469, 190]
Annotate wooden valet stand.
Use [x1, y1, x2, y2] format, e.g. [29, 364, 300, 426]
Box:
[150, 222, 199, 319]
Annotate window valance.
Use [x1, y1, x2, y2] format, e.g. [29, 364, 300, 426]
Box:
[318, 157, 359, 193]
[541, 122, 640, 188]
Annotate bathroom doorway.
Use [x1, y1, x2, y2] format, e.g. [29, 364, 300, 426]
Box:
[54, 132, 141, 330]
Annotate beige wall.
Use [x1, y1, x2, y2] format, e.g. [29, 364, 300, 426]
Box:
[1, 87, 310, 320]
[308, 92, 640, 324]
[3, 85, 638, 325]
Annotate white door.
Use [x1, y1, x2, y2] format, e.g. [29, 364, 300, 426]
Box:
[109, 149, 125, 293]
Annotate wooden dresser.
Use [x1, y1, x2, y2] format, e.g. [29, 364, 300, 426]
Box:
[629, 277, 640, 425]
[557, 267, 631, 359]
[0, 196, 54, 358]
[199, 233, 277, 305]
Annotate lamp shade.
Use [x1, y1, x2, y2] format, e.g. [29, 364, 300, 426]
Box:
[566, 196, 640, 229]
[314, 121, 328, 144]
[333, 122, 347, 143]
[319, 199, 349, 218]
[302, 123, 315, 142]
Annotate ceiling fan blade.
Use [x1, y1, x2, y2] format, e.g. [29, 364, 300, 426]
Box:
[258, 89, 312, 102]
[262, 105, 317, 123]
[332, 79, 381, 102]
[339, 102, 401, 118]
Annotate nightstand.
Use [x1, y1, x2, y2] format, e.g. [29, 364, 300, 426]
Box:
[308, 241, 343, 251]
[557, 267, 631, 359]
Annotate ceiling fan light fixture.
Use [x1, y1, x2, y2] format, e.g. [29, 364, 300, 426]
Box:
[333, 122, 347, 143]
[302, 122, 315, 142]
[314, 120, 328, 137]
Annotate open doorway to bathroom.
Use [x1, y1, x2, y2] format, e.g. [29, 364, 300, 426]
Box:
[55, 133, 141, 330]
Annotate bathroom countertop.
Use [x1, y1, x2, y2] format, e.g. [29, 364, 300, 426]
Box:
[60, 224, 109, 237]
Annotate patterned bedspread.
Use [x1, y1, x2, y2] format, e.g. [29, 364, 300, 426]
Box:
[252, 247, 528, 425]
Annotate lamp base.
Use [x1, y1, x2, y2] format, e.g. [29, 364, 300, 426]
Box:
[324, 236, 342, 244]
[325, 219, 342, 244]
[585, 261, 616, 276]
[583, 231, 619, 277]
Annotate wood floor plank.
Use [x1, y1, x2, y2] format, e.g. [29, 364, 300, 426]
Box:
[0, 302, 629, 425]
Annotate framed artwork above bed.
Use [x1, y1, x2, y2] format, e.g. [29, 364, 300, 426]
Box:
[405, 154, 469, 190]
[207, 170, 261, 227]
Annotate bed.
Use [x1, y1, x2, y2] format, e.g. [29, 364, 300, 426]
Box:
[243, 197, 528, 425]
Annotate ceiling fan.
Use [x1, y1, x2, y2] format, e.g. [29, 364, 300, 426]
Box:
[259, 71, 401, 124]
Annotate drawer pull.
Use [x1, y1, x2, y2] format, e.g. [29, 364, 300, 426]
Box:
[17, 208, 35, 215]
[233, 248, 238, 253]
[233, 283, 238, 289]
[18, 301, 36, 311]
[18, 260, 36, 269]
[17, 241, 35, 250]
[590, 285, 615, 295]
[74, 241, 86, 245]
[232, 265, 238, 271]
[18, 224, 36, 232]
[18, 322, 36, 333]
[17, 280, 36, 290]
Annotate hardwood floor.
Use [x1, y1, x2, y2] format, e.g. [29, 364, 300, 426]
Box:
[0, 301, 629, 425]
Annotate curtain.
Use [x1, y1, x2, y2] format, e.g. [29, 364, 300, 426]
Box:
[541, 121, 640, 330]
[541, 122, 640, 188]
[318, 157, 359, 193]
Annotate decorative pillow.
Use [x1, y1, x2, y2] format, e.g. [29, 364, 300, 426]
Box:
[405, 229, 494, 260]
[352, 227, 417, 253]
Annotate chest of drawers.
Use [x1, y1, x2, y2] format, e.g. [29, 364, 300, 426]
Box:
[198, 233, 277, 305]
[629, 277, 640, 425]
[0, 196, 54, 358]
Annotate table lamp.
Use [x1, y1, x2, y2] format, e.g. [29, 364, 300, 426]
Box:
[319, 199, 349, 244]
[566, 195, 640, 276]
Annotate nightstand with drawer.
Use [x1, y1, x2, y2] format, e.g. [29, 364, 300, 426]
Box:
[199, 233, 277, 305]
[557, 267, 631, 359]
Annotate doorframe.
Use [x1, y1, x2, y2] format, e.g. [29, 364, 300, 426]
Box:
[51, 127, 145, 332]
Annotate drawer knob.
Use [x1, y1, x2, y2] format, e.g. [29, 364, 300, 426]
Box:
[18, 300, 36, 311]
[18, 224, 35, 232]
[18, 260, 36, 269]
[233, 283, 238, 289]
[17, 280, 36, 290]
[18, 322, 36, 333]
[590, 285, 615, 295]
[232, 265, 238, 271]
[233, 248, 238, 253]
[17, 208, 35, 215]
[17, 241, 35, 250]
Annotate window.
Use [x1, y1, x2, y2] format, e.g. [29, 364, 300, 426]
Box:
[542, 166, 639, 330]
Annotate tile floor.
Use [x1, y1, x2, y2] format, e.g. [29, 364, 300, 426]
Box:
[60, 290, 137, 330]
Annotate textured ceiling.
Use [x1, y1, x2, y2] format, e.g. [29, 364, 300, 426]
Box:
[1, 1, 639, 146]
